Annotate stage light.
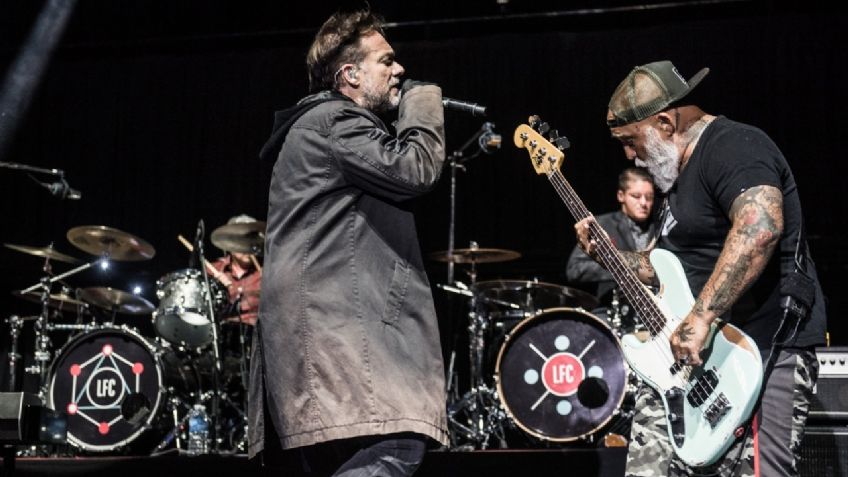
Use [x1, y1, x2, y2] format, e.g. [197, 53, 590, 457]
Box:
[132, 285, 142, 295]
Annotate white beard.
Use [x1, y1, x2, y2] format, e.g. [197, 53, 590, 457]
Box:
[637, 126, 681, 193]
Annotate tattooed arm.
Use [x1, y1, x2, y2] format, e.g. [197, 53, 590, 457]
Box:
[619, 251, 659, 287]
[670, 185, 784, 365]
[573, 218, 659, 286]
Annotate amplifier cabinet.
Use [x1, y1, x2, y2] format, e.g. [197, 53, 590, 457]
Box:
[799, 425, 848, 477]
[810, 347, 848, 423]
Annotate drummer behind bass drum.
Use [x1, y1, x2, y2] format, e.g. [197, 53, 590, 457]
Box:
[210, 214, 263, 325]
[566, 167, 657, 304]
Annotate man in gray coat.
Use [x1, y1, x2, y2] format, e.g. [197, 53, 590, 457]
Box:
[249, 9, 448, 477]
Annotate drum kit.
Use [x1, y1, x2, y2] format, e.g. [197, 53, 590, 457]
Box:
[3, 221, 265, 455]
[431, 244, 638, 450]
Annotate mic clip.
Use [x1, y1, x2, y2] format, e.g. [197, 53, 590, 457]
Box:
[478, 122, 502, 154]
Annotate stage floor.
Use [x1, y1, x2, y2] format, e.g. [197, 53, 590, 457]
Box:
[7, 448, 628, 477]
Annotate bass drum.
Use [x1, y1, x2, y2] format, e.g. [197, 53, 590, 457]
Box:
[495, 307, 628, 442]
[48, 326, 166, 453]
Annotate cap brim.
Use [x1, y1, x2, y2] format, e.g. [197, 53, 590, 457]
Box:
[674, 67, 710, 104]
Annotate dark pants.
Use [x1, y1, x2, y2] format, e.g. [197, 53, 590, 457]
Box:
[277, 433, 427, 477]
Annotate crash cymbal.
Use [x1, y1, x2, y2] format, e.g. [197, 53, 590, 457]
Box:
[78, 287, 154, 315]
[4, 243, 81, 264]
[210, 221, 266, 254]
[428, 248, 521, 264]
[12, 289, 90, 314]
[67, 226, 155, 261]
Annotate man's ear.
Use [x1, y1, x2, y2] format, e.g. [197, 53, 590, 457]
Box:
[617, 189, 625, 204]
[655, 111, 676, 136]
[343, 65, 359, 85]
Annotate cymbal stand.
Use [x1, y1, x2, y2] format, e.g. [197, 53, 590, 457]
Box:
[5, 315, 25, 391]
[445, 259, 512, 450]
[19, 253, 105, 398]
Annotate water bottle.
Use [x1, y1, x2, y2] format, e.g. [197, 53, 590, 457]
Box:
[186, 404, 209, 455]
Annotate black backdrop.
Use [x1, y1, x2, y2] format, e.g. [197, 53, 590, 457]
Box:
[1, 2, 846, 392]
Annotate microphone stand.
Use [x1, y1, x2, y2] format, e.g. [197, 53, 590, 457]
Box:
[443, 123, 506, 449]
[195, 220, 222, 453]
[446, 122, 491, 284]
[0, 161, 77, 199]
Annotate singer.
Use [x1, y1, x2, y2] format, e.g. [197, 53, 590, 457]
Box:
[252, 8, 447, 477]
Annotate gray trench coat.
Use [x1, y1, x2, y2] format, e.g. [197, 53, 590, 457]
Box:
[248, 85, 449, 457]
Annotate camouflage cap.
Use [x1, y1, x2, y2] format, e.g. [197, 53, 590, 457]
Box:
[607, 60, 709, 127]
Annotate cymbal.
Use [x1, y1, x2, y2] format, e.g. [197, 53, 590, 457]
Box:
[4, 243, 81, 264]
[78, 287, 155, 315]
[12, 289, 90, 314]
[210, 221, 266, 254]
[428, 248, 521, 264]
[472, 279, 599, 312]
[67, 226, 155, 261]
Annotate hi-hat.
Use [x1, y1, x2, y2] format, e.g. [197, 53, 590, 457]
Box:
[78, 287, 154, 315]
[12, 289, 90, 313]
[67, 226, 155, 261]
[4, 243, 81, 264]
[428, 248, 521, 264]
[210, 221, 266, 254]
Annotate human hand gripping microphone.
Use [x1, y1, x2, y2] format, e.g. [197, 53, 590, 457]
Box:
[399, 79, 487, 117]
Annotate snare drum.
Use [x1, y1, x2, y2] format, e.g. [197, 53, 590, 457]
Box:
[495, 307, 628, 442]
[153, 268, 226, 348]
[47, 326, 166, 452]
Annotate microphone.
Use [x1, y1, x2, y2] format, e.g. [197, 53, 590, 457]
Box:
[442, 97, 487, 117]
[478, 122, 502, 154]
[44, 178, 82, 200]
[195, 219, 205, 245]
[190, 219, 205, 269]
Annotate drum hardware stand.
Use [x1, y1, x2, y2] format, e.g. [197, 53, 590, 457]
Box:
[19, 253, 106, 399]
[152, 396, 190, 454]
[5, 315, 27, 392]
[194, 219, 222, 453]
[609, 288, 623, 332]
[446, 287, 514, 449]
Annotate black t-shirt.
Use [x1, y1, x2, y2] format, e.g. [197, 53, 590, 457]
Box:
[657, 117, 826, 351]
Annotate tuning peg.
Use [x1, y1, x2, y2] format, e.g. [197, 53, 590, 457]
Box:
[548, 129, 559, 141]
[538, 123, 550, 136]
[555, 136, 571, 150]
[528, 115, 541, 129]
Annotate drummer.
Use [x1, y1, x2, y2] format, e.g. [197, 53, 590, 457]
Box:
[566, 166, 657, 302]
[210, 214, 262, 325]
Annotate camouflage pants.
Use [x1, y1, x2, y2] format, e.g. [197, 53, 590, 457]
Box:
[625, 348, 818, 477]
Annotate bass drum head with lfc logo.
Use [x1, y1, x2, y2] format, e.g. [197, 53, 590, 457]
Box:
[495, 307, 628, 442]
[48, 327, 164, 452]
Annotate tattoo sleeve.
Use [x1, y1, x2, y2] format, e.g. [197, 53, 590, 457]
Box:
[619, 250, 659, 287]
[694, 185, 783, 321]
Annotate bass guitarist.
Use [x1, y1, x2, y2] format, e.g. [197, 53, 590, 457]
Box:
[575, 60, 826, 477]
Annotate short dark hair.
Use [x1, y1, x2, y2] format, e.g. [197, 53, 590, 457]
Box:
[618, 166, 654, 192]
[306, 9, 385, 93]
